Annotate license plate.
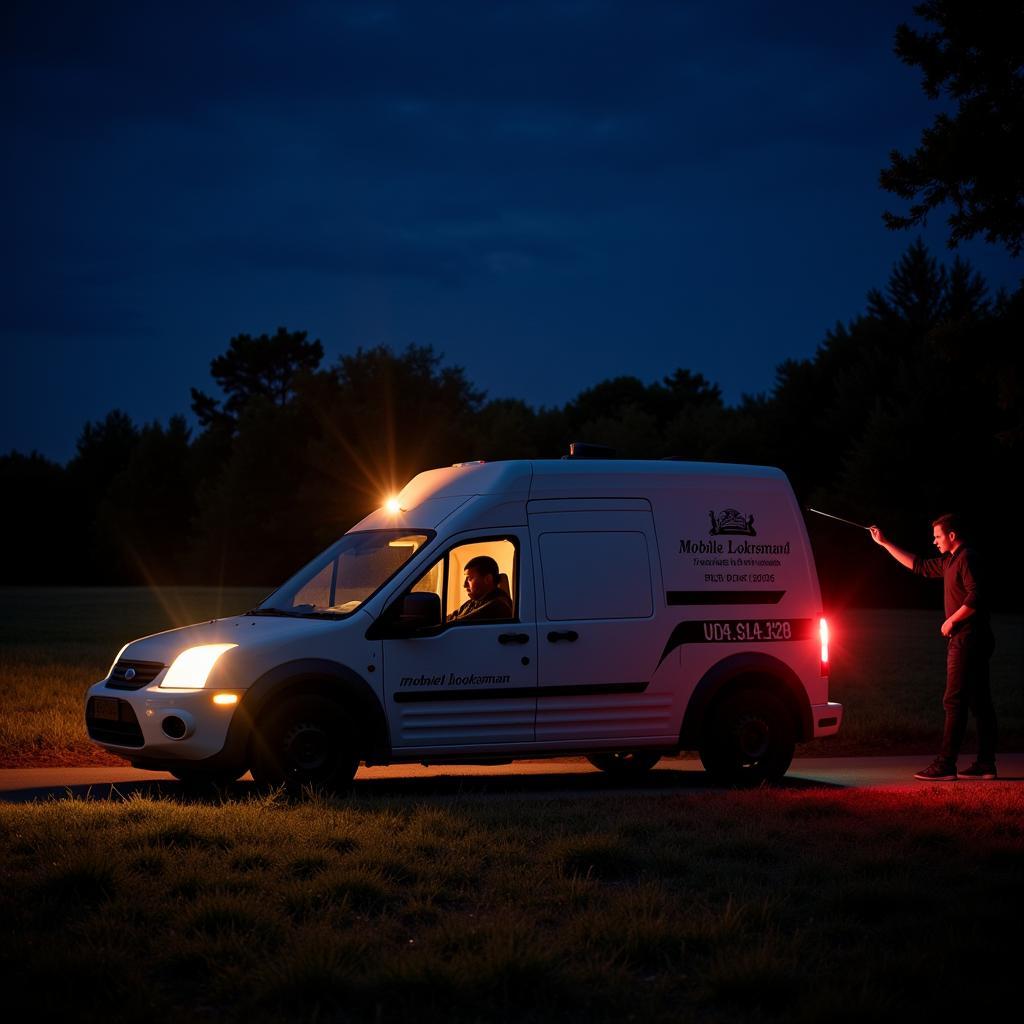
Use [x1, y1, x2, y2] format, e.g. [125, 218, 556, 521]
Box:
[93, 698, 119, 721]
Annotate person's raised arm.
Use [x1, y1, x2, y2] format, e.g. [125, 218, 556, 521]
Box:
[869, 526, 915, 570]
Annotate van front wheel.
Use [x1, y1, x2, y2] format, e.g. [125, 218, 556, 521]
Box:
[699, 690, 795, 785]
[587, 751, 661, 780]
[251, 695, 359, 794]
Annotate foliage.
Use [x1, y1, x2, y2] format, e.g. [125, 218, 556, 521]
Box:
[0, 451, 70, 584]
[190, 326, 325, 430]
[879, 1, 1024, 255]
[754, 240, 1020, 606]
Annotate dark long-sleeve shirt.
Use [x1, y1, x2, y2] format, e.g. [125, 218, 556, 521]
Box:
[912, 545, 988, 629]
[447, 588, 514, 623]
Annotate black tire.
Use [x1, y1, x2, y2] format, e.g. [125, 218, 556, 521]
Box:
[698, 688, 795, 785]
[250, 694, 359, 794]
[586, 750, 662, 780]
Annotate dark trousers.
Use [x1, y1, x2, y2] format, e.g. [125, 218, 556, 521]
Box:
[940, 627, 997, 764]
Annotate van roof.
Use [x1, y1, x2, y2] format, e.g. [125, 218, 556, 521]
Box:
[397, 459, 785, 506]
[350, 458, 790, 533]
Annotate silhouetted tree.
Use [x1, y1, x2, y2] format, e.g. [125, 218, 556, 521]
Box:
[190, 326, 324, 431]
[660, 369, 727, 459]
[191, 397, 315, 584]
[93, 417, 196, 583]
[471, 398, 545, 460]
[559, 372, 726, 459]
[304, 345, 486, 535]
[770, 241, 1021, 605]
[66, 410, 140, 580]
[186, 328, 330, 581]
[187, 342, 488, 581]
[880, 1, 1024, 255]
[0, 451, 70, 583]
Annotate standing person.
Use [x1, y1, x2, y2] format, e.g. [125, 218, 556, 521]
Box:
[869, 514, 997, 780]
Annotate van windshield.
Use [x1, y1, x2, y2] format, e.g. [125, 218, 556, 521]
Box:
[253, 530, 432, 618]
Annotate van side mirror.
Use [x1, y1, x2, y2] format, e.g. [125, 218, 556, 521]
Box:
[398, 592, 441, 630]
[366, 591, 442, 639]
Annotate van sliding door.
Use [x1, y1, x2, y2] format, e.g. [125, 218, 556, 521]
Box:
[528, 505, 676, 745]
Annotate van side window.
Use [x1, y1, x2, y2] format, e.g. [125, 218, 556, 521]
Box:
[539, 531, 653, 620]
[411, 558, 442, 597]
[408, 538, 517, 624]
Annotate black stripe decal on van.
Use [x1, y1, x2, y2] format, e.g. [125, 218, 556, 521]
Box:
[658, 618, 815, 666]
[394, 681, 648, 704]
[666, 590, 785, 605]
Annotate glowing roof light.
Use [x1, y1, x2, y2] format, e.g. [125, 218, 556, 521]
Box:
[384, 497, 402, 514]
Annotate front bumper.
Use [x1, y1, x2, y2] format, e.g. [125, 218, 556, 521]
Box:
[85, 679, 244, 763]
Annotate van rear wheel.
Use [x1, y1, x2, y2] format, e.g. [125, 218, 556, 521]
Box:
[251, 695, 358, 794]
[699, 689, 795, 785]
[587, 751, 661, 780]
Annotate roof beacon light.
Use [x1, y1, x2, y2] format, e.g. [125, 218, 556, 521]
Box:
[384, 497, 402, 514]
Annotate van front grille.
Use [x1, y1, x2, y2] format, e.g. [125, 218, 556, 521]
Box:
[107, 660, 164, 690]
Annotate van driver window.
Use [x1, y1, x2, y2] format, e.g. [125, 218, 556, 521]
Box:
[407, 538, 516, 624]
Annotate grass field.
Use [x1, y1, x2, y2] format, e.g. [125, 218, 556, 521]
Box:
[2, 589, 1022, 1021]
[1, 786, 1021, 1023]
[0, 587, 1021, 767]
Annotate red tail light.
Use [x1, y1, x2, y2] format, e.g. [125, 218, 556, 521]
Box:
[819, 617, 830, 676]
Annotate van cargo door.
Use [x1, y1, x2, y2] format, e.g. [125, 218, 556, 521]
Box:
[528, 506, 674, 744]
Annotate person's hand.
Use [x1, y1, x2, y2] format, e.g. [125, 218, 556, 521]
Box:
[869, 525, 885, 545]
[941, 617, 955, 637]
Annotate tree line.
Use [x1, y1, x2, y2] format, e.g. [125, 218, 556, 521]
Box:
[3, 241, 1021, 606]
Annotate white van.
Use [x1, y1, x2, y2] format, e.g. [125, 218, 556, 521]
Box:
[86, 456, 842, 788]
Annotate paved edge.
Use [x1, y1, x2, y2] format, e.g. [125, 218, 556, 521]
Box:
[1, 755, 1022, 803]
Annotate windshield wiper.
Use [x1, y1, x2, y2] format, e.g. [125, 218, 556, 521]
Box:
[244, 607, 302, 617]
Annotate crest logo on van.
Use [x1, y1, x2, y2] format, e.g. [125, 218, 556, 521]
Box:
[708, 509, 756, 536]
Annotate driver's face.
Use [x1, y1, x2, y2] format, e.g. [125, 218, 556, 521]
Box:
[464, 568, 492, 600]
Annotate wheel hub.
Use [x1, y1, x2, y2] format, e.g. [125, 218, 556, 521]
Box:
[282, 721, 330, 771]
[736, 715, 770, 761]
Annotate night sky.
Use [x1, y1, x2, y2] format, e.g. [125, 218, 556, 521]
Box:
[4, 1, 1020, 463]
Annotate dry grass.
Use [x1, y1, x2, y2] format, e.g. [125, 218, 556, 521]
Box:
[1, 786, 1021, 1022]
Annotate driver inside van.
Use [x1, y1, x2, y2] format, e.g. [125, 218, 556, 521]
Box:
[447, 555, 514, 623]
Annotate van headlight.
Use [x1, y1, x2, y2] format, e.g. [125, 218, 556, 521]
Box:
[159, 644, 237, 689]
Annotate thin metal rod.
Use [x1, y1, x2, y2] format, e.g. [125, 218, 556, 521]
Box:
[805, 507, 870, 531]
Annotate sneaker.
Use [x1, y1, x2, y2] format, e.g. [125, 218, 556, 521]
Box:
[913, 759, 957, 781]
[958, 762, 997, 780]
